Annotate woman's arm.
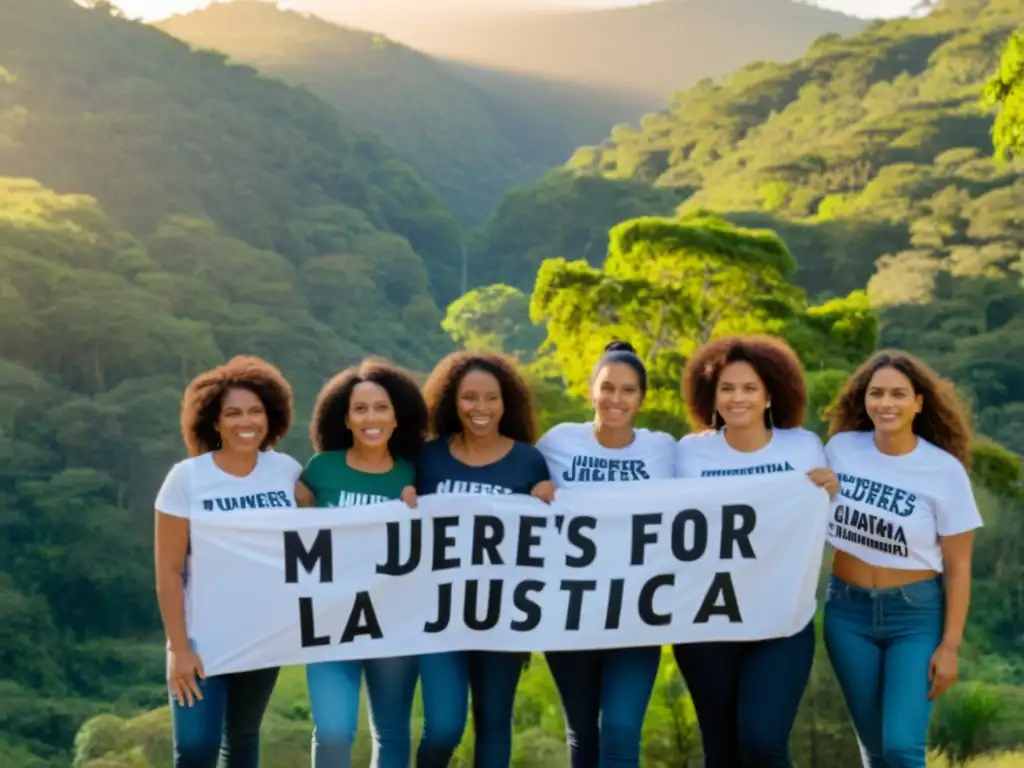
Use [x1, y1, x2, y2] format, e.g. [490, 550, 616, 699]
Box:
[154, 512, 204, 705]
[295, 480, 316, 507]
[929, 530, 975, 699]
[155, 512, 191, 652]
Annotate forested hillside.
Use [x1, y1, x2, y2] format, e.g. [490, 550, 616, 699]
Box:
[473, 0, 1024, 454]
[0, 0, 460, 762]
[154, 1, 654, 226]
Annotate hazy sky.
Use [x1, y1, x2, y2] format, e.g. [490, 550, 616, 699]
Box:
[114, 0, 924, 23]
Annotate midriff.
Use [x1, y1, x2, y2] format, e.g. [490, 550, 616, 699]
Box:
[832, 549, 939, 589]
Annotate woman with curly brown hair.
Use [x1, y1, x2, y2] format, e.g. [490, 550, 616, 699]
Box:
[299, 358, 427, 768]
[823, 350, 982, 768]
[414, 351, 553, 768]
[672, 333, 838, 768]
[154, 355, 305, 768]
[536, 341, 677, 768]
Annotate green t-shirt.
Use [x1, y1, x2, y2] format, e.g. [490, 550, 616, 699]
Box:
[302, 450, 415, 508]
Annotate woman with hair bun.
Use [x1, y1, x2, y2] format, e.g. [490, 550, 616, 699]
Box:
[823, 350, 983, 768]
[672, 334, 838, 768]
[299, 358, 428, 768]
[154, 355, 305, 768]
[414, 350, 553, 768]
[536, 340, 676, 768]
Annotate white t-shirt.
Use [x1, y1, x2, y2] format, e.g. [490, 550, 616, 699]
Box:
[155, 449, 303, 634]
[675, 427, 827, 478]
[677, 427, 828, 631]
[536, 422, 677, 488]
[824, 430, 983, 572]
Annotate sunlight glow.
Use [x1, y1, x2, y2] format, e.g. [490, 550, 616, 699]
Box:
[114, 0, 925, 24]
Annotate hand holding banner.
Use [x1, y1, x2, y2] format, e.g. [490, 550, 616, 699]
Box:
[188, 473, 829, 676]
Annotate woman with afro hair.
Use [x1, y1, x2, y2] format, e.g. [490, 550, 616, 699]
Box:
[672, 334, 838, 768]
[413, 351, 553, 768]
[154, 355, 305, 768]
[535, 341, 677, 768]
[297, 358, 427, 768]
[823, 350, 983, 768]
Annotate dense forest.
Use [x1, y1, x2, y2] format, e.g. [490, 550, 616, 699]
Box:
[1, 0, 1023, 765]
[471, 0, 1024, 455]
[154, 1, 655, 227]
[151, 0, 868, 227]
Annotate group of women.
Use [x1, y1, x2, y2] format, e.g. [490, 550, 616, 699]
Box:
[154, 334, 983, 768]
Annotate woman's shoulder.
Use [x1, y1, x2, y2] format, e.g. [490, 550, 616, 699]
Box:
[635, 426, 678, 450]
[263, 448, 304, 477]
[536, 422, 591, 451]
[776, 426, 826, 448]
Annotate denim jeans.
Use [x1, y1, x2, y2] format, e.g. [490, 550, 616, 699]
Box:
[170, 665, 279, 768]
[306, 655, 419, 768]
[544, 646, 661, 768]
[416, 650, 524, 768]
[672, 619, 815, 767]
[824, 575, 944, 768]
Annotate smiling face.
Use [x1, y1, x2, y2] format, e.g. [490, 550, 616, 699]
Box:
[456, 368, 503, 439]
[865, 365, 922, 437]
[714, 361, 769, 430]
[216, 386, 269, 453]
[346, 380, 397, 450]
[592, 362, 643, 429]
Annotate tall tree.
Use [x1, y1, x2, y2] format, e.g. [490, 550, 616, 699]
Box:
[985, 29, 1024, 160]
[530, 213, 874, 429]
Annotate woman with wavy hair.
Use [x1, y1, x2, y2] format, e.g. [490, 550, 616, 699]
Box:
[414, 350, 553, 768]
[154, 355, 304, 768]
[299, 358, 427, 768]
[823, 350, 983, 768]
[672, 333, 838, 768]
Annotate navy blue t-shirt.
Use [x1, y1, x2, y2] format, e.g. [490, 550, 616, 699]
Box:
[416, 437, 551, 496]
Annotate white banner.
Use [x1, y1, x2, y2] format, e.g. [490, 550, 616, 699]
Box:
[189, 474, 829, 676]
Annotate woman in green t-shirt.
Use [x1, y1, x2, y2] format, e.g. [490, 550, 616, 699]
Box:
[298, 358, 427, 768]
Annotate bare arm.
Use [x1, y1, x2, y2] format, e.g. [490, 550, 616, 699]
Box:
[928, 530, 975, 699]
[295, 480, 316, 508]
[939, 530, 975, 650]
[154, 511, 191, 653]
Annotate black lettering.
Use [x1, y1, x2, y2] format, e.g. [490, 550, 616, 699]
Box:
[432, 516, 460, 570]
[517, 516, 547, 568]
[720, 504, 756, 559]
[671, 509, 708, 562]
[566, 517, 597, 567]
[339, 591, 383, 642]
[693, 572, 742, 623]
[424, 583, 452, 633]
[638, 574, 674, 626]
[472, 515, 504, 566]
[631, 513, 661, 566]
[376, 520, 422, 576]
[299, 597, 329, 647]
[511, 581, 544, 631]
[284, 529, 333, 583]
[561, 579, 597, 631]
[464, 580, 502, 630]
[605, 578, 625, 629]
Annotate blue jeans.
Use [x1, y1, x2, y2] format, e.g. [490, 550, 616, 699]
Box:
[417, 650, 524, 767]
[170, 665, 279, 768]
[824, 575, 944, 768]
[671, 619, 815, 767]
[306, 655, 419, 768]
[544, 646, 661, 768]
